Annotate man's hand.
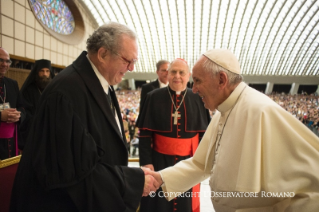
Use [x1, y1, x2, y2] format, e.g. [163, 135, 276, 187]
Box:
[1, 108, 20, 123]
[142, 164, 154, 171]
[141, 167, 164, 196]
[149, 171, 163, 187]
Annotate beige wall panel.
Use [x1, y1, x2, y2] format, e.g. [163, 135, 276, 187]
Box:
[16, 0, 25, 6]
[15, 39, 25, 57]
[63, 43, 68, 56]
[35, 30, 43, 46]
[14, 3, 25, 24]
[2, 16, 14, 37]
[68, 56, 73, 66]
[35, 46, 43, 59]
[68, 46, 74, 57]
[35, 19, 43, 32]
[25, 26, 34, 44]
[43, 49, 50, 60]
[57, 52, 62, 65]
[57, 41, 63, 53]
[43, 34, 50, 49]
[51, 51, 57, 64]
[1, 0, 13, 18]
[25, 43, 34, 59]
[2, 36, 14, 53]
[51, 37, 57, 51]
[15, 21, 25, 41]
[25, 0, 30, 10]
[25, 9, 35, 28]
[63, 55, 68, 66]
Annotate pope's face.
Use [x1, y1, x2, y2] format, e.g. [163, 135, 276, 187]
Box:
[167, 60, 190, 92]
[192, 56, 221, 111]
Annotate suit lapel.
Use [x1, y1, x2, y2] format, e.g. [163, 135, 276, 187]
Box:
[73, 52, 124, 141]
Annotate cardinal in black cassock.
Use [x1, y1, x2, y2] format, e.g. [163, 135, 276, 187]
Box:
[137, 58, 211, 212]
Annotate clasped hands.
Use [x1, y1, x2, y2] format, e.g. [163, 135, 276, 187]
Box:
[141, 165, 163, 197]
[1, 108, 21, 123]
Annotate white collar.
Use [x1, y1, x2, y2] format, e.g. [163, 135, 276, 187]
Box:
[159, 80, 168, 88]
[86, 54, 111, 94]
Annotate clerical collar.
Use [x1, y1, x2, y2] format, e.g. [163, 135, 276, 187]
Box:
[217, 82, 247, 113]
[168, 86, 186, 95]
[86, 54, 110, 95]
[159, 80, 168, 88]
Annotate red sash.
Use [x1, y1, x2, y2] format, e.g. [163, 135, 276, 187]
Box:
[0, 122, 18, 155]
[153, 133, 200, 212]
[0, 122, 15, 138]
[153, 133, 199, 156]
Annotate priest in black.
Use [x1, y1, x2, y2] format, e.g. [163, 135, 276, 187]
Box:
[137, 58, 211, 212]
[0, 47, 25, 160]
[19, 59, 54, 150]
[10, 22, 159, 212]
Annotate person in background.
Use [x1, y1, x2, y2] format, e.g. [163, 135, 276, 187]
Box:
[19, 59, 54, 150]
[139, 60, 169, 110]
[131, 134, 139, 157]
[0, 47, 25, 160]
[150, 49, 319, 212]
[10, 22, 159, 212]
[137, 58, 211, 212]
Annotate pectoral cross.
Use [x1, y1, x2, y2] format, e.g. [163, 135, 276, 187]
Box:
[172, 110, 181, 125]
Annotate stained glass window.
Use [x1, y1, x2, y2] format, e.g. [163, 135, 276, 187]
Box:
[29, 0, 75, 35]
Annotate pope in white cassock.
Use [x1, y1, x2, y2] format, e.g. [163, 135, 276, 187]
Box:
[152, 49, 319, 212]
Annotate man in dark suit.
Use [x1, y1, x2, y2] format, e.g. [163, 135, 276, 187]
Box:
[0, 47, 25, 159]
[10, 22, 159, 212]
[139, 60, 169, 110]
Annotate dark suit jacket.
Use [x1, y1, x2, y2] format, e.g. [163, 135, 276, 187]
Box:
[139, 79, 160, 110]
[11, 51, 144, 212]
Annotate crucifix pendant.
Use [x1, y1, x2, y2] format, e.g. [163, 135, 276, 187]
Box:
[172, 110, 181, 125]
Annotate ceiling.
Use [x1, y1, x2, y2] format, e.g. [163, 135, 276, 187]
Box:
[80, 0, 319, 76]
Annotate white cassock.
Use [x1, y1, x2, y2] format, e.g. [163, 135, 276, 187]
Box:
[160, 82, 319, 212]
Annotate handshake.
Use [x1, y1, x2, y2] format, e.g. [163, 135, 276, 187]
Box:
[141, 165, 163, 196]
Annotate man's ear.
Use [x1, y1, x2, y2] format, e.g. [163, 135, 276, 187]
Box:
[97, 47, 107, 62]
[219, 72, 228, 89]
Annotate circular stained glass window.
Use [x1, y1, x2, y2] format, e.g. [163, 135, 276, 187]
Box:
[29, 0, 75, 35]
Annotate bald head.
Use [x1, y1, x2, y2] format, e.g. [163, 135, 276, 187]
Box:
[0, 47, 11, 77]
[168, 58, 190, 92]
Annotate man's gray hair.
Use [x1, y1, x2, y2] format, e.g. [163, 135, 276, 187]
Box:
[86, 22, 136, 55]
[156, 60, 169, 71]
[202, 57, 243, 85]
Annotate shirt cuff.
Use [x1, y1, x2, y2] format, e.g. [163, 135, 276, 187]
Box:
[159, 171, 165, 187]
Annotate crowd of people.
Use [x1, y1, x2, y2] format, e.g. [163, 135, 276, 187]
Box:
[269, 93, 319, 136]
[117, 89, 319, 138]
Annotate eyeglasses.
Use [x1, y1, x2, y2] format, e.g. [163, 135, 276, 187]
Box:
[0, 58, 12, 65]
[115, 53, 137, 68]
[169, 70, 188, 77]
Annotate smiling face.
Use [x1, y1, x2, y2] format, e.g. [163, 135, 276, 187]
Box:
[99, 35, 138, 85]
[192, 56, 224, 111]
[167, 59, 190, 92]
[0, 48, 10, 77]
